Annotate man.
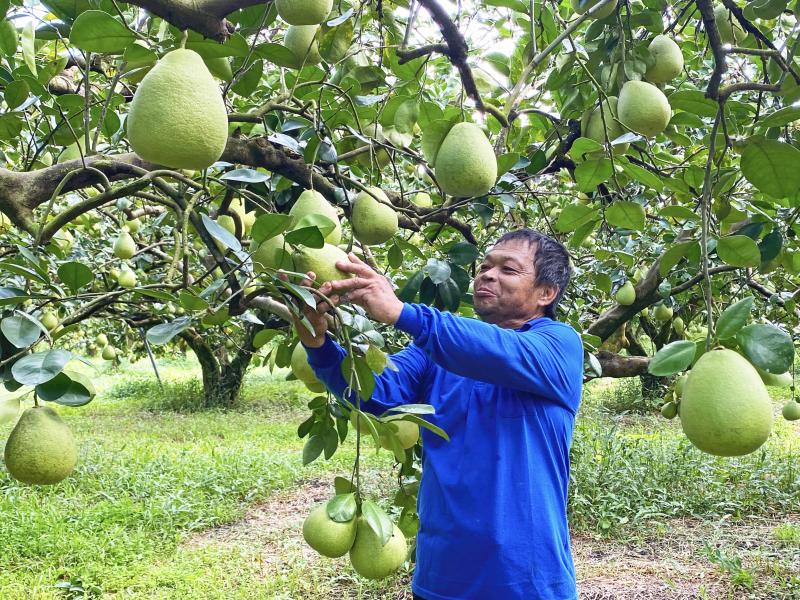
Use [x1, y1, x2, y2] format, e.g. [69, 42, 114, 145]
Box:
[294, 229, 583, 600]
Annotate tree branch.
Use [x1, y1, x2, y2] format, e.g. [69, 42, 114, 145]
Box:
[121, 0, 265, 42]
[593, 352, 651, 377]
[696, 0, 728, 100]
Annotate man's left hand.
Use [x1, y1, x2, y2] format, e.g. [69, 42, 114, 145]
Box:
[318, 253, 404, 325]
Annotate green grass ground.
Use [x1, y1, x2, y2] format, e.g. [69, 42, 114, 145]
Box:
[0, 357, 798, 599]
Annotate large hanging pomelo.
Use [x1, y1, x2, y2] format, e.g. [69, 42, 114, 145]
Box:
[291, 342, 326, 393]
[680, 349, 773, 456]
[302, 502, 357, 557]
[434, 122, 497, 198]
[127, 49, 228, 170]
[581, 96, 628, 155]
[645, 35, 684, 84]
[289, 190, 342, 244]
[276, 0, 333, 25]
[351, 187, 398, 246]
[293, 244, 352, 286]
[349, 517, 407, 580]
[617, 80, 672, 138]
[4, 405, 77, 485]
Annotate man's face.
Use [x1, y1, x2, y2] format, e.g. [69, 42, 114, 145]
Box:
[472, 240, 553, 326]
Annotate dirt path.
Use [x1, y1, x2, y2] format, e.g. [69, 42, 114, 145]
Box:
[184, 479, 800, 599]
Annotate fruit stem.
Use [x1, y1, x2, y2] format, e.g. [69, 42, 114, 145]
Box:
[180, 30, 188, 49]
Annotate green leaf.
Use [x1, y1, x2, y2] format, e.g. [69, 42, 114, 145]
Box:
[11, 349, 72, 385]
[326, 493, 357, 523]
[253, 329, 282, 349]
[35, 370, 94, 407]
[555, 204, 596, 232]
[360, 499, 393, 545]
[574, 158, 612, 192]
[70, 10, 135, 53]
[333, 476, 356, 495]
[341, 355, 375, 401]
[658, 206, 699, 221]
[605, 201, 646, 231]
[619, 161, 664, 192]
[568, 137, 604, 160]
[146, 317, 191, 345]
[201, 214, 241, 252]
[422, 259, 451, 284]
[668, 90, 718, 118]
[0, 18, 17, 57]
[648, 340, 698, 376]
[184, 31, 249, 58]
[4, 79, 29, 110]
[740, 137, 800, 200]
[0, 386, 29, 425]
[21, 21, 36, 75]
[759, 106, 800, 127]
[737, 324, 794, 374]
[1, 314, 43, 348]
[319, 19, 353, 63]
[231, 59, 263, 97]
[398, 270, 424, 302]
[285, 225, 324, 248]
[420, 119, 455, 164]
[57, 261, 93, 294]
[716, 235, 761, 268]
[0, 113, 24, 141]
[302, 434, 325, 465]
[251, 213, 291, 244]
[659, 241, 697, 276]
[715, 296, 754, 340]
[447, 242, 479, 265]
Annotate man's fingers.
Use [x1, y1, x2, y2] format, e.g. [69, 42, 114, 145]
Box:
[335, 256, 375, 278]
[325, 276, 368, 294]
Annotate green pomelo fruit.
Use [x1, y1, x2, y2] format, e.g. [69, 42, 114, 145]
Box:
[41, 312, 59, 331]
[632, 267, 646, 284]
[755, 366, 793, 388]
[349, 517, 407, 580]
[354, 123, 391, 170]
[291, 343, 325, 392]
[681, 349, 773, 457]
[127, 49, 228, 170]
[203, 56, 233, 82]
[380, 420, 420, 451]
[654, 303, 673, 321]
[583, 96, 628, 155]
[674, 373, 688, 397]
[285, 25, 322, 69]
[117, 268, 137, 289]
[251, 235, 294, 273]
[615, 281, 636, 305]
[96, 333, 108, 346]
[618, 80, 672, 138]
[125, 218, 142, 234]
[411, 192, 432, 208]
[714, 5, 746, 45]
[276, 0, 333, 25]
[3, 405, 77, 485]
[289, 190, 341, 245]
[645, 35, 684, 84]
[101, 345, 117, 360]
[434, 122, 497, 198]
[113, 231, 136, 260]
[302, 503, 357, 557]
[570, 0, 617, 19]
[782, 400, 800, 421]
[673, 316, 685, 335]
[293, 244, 352, 286]
[351, 187, 398, 246]
[661, 400, 678, 419]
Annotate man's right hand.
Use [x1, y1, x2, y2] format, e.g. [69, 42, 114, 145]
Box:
[281, 271, 340, 348]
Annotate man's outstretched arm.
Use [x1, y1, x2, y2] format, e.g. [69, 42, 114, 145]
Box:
[319, 254, 583, 404]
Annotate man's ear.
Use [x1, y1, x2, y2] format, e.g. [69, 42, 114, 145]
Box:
[538, 285, 559, 306]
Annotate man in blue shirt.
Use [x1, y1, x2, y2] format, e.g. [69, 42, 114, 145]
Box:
[295, 229, 584, 600]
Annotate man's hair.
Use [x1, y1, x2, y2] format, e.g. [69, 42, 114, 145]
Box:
[494, 229, 571, 319]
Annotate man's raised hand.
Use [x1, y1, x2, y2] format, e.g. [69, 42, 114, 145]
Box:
[279, 271, 340, 348]
[319, 253, 404, 325]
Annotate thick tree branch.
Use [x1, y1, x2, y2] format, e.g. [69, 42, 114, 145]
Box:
[121, 0, 265, 42]
[593, 352, 651, 377]
[696, 0, 728, 100]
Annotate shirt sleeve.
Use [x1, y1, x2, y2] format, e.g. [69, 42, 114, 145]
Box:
[304, 335, 432, 417]
[395, 303, 583, 403]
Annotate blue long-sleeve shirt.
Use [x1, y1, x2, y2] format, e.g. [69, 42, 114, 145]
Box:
[305, 303, 584, 600]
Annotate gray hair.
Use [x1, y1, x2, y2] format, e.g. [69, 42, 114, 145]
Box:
[493, 229, 571, 319]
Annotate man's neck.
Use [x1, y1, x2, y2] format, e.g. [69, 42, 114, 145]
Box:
[494, 311, 546, 329]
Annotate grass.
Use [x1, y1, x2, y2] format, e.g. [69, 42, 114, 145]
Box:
[0, 356, 798, 598]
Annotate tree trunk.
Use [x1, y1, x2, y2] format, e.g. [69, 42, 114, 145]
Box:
[180, 327, 258, 409]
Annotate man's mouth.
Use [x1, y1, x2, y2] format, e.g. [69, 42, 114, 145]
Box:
[474, 289, 496, 298]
